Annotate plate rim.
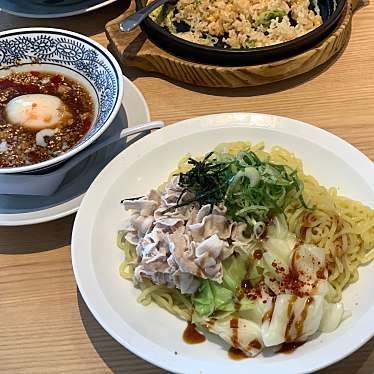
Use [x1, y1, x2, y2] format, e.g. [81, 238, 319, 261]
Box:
[0, 75, 150, 226]
[0, 0, 117, 18]
[71, 112, 374, 374]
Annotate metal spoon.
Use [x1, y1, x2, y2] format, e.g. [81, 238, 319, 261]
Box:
[120, 0, 175, 32]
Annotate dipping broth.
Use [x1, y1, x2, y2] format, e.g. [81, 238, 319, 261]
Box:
[0, 71, 94, 168]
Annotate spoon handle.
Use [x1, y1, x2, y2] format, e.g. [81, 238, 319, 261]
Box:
[57, 120, 165, 173]
[120, 0, 169, 32]
[119, 121, 165, 138]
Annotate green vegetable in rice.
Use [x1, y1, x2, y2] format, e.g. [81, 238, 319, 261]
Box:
[255, 9, 287, 28]
[150, 2, 176, 32]
[205, 34, 219, 46]
[244, 39, 256, 48]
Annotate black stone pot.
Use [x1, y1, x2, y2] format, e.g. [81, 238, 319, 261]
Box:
[135, 0, 347, 66]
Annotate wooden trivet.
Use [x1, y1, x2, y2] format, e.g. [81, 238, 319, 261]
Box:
[106, 0, 357, 88]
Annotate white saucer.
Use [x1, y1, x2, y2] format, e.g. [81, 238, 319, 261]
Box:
[0, 76, 150, 226]
[0, 0, 117, 18]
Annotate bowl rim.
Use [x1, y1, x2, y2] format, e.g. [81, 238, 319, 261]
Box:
[0, 27, 124, 174]
[135, 0, 347, 56]
[72, 112, 374, 374]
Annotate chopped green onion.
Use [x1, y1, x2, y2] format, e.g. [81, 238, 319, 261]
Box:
[175, 149, 307, 232]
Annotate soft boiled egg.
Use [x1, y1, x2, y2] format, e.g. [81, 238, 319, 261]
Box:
[6, 94, 73, 130]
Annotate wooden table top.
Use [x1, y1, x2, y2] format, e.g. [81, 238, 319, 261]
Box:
[1, 1, 373, 373]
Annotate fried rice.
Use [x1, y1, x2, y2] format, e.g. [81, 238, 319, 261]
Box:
[149, 0, 323, 49]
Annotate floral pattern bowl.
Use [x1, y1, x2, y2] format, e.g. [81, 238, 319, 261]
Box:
[0, 27, 123, 174]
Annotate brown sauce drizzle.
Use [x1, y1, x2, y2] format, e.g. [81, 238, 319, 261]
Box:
[239, 279, 266, 302]
[284, 295, 297, 341]
[295, 297, 313, 339]
[291, 246, 299, 273]
[234, 300, 241, 311]
[183, 322, 206, 344]
[240, 279, 252, 291]
[278, 341, 305, 354]
[230, 317, 239, 348]
[248, 339, 262, 350]
[281, 245, 310, 298]
[262, 297, 275, 324]
[228, 347, 248, 360]
[262, 310, 273, 324]
[230, 319, 239, 329]
[228, 340, 261, 360]
[228, 299, 241, 347]
[316, 268, 326, 280]
[253, 249, 263, 260]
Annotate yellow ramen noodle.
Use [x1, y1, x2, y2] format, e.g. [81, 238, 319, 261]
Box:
[119, 141, 374, 321]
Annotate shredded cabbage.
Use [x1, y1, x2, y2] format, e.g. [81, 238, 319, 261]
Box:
[192, 255, 254, 322]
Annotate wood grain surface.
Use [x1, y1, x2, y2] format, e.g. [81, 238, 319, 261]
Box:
[0, 1, 373, 373]
[106, 0, 353, 88]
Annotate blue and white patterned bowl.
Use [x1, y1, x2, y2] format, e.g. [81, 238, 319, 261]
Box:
[0, 27, 123, 174]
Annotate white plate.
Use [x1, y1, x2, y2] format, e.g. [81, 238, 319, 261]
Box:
[0, 76, 150, 226]
[72, 113, 374, 374]
[0, 0, 117, 18]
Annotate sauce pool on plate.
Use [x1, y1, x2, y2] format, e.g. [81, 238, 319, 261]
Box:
[278, 341, 305, 354]
[183, 322, 206, 344]
[228, 347, 248, 360]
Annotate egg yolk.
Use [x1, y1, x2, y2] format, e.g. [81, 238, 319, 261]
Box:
[6, 94, 73, 130]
